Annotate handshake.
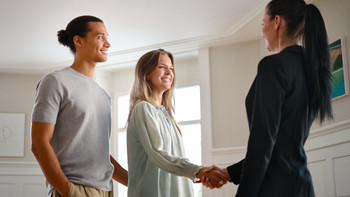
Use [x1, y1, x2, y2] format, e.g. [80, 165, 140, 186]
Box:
[195, 165, 232, 189]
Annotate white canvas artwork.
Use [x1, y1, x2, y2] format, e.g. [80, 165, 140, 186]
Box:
[0, 113, 25, 157]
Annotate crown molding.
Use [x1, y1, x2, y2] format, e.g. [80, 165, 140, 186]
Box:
[309, 119, 350, 139]
[97, 33, 228, 70]
[227, 0, 268, 35]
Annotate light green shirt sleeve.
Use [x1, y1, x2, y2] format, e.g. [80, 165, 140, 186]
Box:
[131, 101, 201, 180]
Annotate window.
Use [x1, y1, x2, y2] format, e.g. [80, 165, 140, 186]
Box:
[174, 85, 201, 122]
[116, 95, 129, 197]
[175, 86, 202, 197]
[116, 85, 201, 197]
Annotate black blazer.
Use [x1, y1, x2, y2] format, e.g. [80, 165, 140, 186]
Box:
[227, 46, 315, 197]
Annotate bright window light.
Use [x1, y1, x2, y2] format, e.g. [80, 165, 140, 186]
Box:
[118, 95, 129, 128]
[117, 131, 128, 197]
[180, 123, 202, 165]
[180, 123, 202, 197]
[174, 86, 201, 122]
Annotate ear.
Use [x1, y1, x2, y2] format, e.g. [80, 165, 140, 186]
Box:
[73, 35, 84, 48]
[274, 15, 282, 30]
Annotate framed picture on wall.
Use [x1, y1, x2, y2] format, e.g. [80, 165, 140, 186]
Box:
[329, 37, 349, 100]
[0, 113, 25, 157]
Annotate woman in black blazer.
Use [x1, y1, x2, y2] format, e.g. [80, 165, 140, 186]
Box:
[203, 0, 333, 196]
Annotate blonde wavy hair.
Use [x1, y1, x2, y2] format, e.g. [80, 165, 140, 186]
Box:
[127, 49, 181, 134]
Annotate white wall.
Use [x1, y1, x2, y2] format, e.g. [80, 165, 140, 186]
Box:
[0, 73, 44, 162]
[209, 39, 262, 148]
[110, 67, 135, 96]
[310, 0, 350, 129]
[94, 69, 113, 96]
[175, 55, 199, 88]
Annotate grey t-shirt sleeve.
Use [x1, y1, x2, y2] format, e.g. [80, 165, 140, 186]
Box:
[31, 74, 61, 124]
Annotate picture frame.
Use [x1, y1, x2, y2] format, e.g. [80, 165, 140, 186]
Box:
[330, 37, 349, 100]
[0, 113, 25, 157]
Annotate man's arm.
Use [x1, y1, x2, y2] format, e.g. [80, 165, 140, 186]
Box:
[31, 122, 71, 197]
[110, 155, 128, 186]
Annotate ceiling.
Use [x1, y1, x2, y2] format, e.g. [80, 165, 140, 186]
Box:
[0, 0, 270, 74]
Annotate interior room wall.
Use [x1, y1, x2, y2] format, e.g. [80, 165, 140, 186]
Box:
[0, 73, 44, 162]
[174, 55, 199, 88]
[310, 0, 350, 130]
[209, 39, 262, 148]
[110, 67, 135, 97]
[94, 69, 113, 96]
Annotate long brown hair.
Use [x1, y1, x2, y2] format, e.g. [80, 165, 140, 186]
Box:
[127, 49, 182, 134]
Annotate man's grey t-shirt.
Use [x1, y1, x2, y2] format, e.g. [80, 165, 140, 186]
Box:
[31, 67, 114, 194]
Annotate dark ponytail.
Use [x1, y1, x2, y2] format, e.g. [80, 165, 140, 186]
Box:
[267, 0, 333, 123]
[303, 4, 333, 122]
[57, 15, 103, 54]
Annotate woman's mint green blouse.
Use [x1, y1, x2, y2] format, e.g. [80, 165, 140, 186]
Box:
[127, 101, 202, 197]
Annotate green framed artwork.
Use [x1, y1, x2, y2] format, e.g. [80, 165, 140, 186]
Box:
[329, 38, 349, 100]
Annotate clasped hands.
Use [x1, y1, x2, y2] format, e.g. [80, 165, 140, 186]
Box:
[195, 165, 231, 189]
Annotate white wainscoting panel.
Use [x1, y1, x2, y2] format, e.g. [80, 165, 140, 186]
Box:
[0, 162, 46, 197]
[333, 155, 350, 197]
[306, 120, 350, 197]
[308, 159, 328, 197]
[206, 120, 350, 197]
[0, 183, 16, 197]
